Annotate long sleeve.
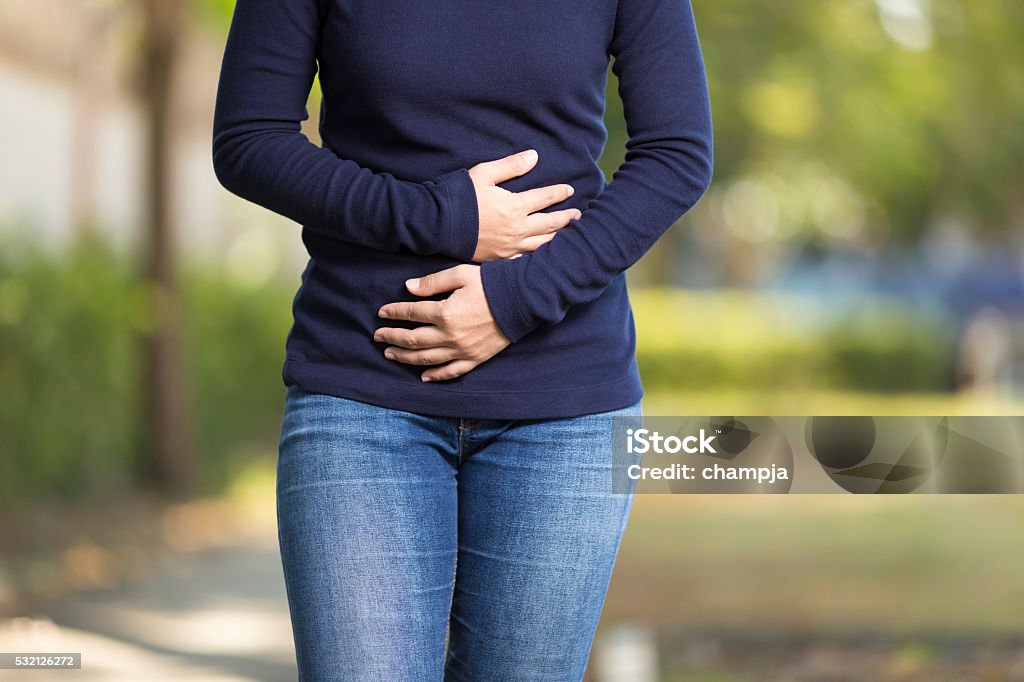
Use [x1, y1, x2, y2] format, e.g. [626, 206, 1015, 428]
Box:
[478, 0, 713, 342]
[211, 0, 480, 260]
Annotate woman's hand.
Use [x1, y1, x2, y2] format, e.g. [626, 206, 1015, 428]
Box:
[374, 265, 510, 382]
[470, 150, 582, 261]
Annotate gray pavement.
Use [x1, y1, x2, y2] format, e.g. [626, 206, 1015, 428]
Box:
[0, 543, 298, 681]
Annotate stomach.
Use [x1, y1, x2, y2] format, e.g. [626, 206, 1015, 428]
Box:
[287, 231, 638, 395]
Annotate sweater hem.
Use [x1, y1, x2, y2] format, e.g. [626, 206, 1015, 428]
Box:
[282, 357, 644, 420]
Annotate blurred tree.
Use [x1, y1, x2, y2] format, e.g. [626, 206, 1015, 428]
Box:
[641, 0, 1024, 289]
[138, 0, 193, 495]
[693, 0, 1024, 241]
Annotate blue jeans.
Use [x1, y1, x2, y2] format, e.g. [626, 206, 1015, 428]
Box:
[276, 384, 644, 681]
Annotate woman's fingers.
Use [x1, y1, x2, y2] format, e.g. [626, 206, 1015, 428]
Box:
[517, 233, 557, 253]
[516, 183, 575, 214]
[509, 209, 583, 254]
[469, 149, 539, 186]
[499, 208, 582, 255]
[377, 300, 445, 324]
[422, 359, 480, 383]
[373, 325, 448, 349]
[465, 148, 584, 262]
[383, 345, 460, 366]
[524, 208, 582, 235]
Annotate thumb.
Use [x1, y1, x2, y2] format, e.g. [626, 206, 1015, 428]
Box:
[406, 265, 470, 297]
[470, 149, 538, 186]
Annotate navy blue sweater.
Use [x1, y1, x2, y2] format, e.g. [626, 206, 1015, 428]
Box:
[213, 0, 713, 419]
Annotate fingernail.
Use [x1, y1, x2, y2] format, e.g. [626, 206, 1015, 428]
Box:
[384, 349, 395, 360]
[378, 307, 389, 319]
[421, 376, 432, 383]
[405, 278, 420, 291]
[566, 185, 575, 196]
[574, 210, 582, 219]
[521, 149, 538, 163]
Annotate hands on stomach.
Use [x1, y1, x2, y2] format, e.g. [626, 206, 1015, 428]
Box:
[470, 148, 580, 261]
[375, 149, 578, 382]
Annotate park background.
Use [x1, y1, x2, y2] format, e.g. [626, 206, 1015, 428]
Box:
[1, 0, 1023, 679]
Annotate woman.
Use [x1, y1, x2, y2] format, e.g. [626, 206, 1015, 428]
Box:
[212, 0, 712, 679]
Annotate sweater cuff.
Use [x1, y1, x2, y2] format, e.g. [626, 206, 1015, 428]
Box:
[479, 257, 538, 343]
[431, 167, 479, 262]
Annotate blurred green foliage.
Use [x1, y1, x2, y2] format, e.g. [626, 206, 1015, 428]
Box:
[178, 256, 294, 487]
[694, 0, 1024, 240]
[0, 234, 956, 506]
[632, 289, 955, 392]
[0, 234, 141, 503]
[608, 0, 1024, 248]
[0, 232, 291, 507]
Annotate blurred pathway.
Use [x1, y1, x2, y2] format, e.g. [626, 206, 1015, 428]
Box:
[0, 494, 299, 681]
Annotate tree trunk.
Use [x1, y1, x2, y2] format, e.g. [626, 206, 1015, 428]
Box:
[138, 0, 192, 496]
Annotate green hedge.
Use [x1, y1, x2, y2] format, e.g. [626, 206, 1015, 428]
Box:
[0, 234, 142, 504]
[632, 288, 955, 393]
[0, 232, 292, 506]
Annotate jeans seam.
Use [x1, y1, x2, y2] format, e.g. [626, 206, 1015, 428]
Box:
[457, 420, 466, 465]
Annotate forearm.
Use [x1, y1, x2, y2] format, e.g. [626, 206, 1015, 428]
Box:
[211, 0, 479, 260]
[212, 123, 479, 259]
